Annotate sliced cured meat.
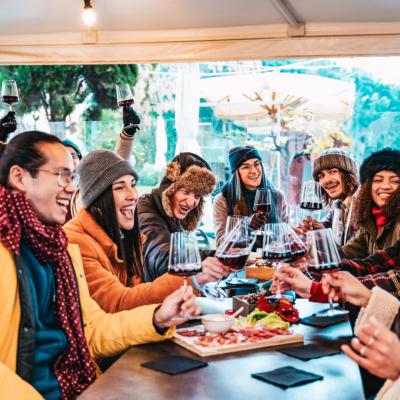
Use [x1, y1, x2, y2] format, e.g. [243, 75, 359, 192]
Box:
[177, 329, 206, 337]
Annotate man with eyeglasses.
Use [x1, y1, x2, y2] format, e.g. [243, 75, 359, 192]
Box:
[0, 131, 200, 399]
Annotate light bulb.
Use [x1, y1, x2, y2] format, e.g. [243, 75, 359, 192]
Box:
[82, 6, 96, 27]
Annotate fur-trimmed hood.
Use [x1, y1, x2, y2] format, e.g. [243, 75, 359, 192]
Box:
[159, 156, 216, 231]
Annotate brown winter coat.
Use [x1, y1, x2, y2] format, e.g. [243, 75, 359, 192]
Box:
[341, 214, 400, 259]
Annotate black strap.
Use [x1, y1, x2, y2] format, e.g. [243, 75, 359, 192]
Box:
[15, 254, 36, 383]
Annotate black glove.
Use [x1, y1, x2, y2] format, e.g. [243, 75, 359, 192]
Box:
[0, 111, 17, 142]
[248, 213, 268, 230]
[122, 105, 140, 137]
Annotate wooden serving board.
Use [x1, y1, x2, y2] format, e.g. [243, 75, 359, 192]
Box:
[172, 325, 303, 357]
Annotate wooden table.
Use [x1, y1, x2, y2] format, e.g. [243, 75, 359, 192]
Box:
[79, 300, 364, 400]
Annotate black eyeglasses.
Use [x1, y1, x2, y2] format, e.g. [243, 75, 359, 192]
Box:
[34, 168, 79, 188]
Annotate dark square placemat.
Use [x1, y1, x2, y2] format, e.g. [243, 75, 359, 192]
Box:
[141, 355, 208, 375]
[252, 366, 323, 388]
[300, 312, 348, 327]
[279, 343, 341, 361]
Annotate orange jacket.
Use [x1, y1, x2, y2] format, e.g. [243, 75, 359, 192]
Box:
[64, 209, 185, 313]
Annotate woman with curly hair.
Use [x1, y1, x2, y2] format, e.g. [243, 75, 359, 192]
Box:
[341, 148, 400, 259]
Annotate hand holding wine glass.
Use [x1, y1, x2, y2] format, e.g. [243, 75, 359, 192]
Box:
[202, 220, 256, 301]
[263, 222, 307, 299]
[272, 265, 313, 298]
[320, 271, 372, 308]
[116, 83, 140, 136]
[167, 232, 202, 287]
[0, 111, 17, 142]
[300, 181, 323, 219]
[1, 80, 19, 112]
[305, 228, 349, 317]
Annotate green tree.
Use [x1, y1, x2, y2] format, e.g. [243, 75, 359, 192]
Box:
[80, 64, 138, 120]
[0, 64, 138, 122]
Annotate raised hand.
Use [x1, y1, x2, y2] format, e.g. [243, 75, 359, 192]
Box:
[196, 257, 231, 285]
[248, 213, 268, 230]
[122, 105, 140, 136]
[321, 271, 371, 307]
[271, 265, 312, 298]
[300, 216, 324, 232]
[0, 111, 17, 142]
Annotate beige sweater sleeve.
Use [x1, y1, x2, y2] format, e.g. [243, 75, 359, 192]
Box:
[355, 286, 400, 335]
[213, 193, 229, 248]
[114, 129, 134, 161]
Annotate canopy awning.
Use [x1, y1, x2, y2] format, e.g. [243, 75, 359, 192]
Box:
[1, 0, 400, 64]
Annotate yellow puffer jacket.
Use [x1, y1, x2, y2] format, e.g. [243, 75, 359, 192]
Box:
[0, 242, 174, 399]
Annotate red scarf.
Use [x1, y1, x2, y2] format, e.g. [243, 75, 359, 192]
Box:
[372, 207, 388, 234]
[0, 185, 96, 398]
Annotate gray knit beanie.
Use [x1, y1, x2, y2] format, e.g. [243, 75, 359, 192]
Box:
[77, 150, 137, 208]
[313, 148, 357, 181]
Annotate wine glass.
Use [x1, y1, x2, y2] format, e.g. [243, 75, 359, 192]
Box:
[202, 220, 256, 301]
[305, 228, 349, 317]
[115, 84, 134, 108]
[252, 188, 272, 250]
[224, 215, 248, 238]
[1, 80, 19, 111]
[253, 188, 272, 216]
[167, 231, 202, 287]
[299, 181, 323, 219]
[263, 222, 307, 299]
[287, 204, 302, 226]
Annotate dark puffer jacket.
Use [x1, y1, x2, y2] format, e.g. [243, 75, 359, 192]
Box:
[138, 153, 216, 282]
[138, 189, 213, 281]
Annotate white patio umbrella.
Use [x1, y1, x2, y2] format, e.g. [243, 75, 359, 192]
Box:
[200, 72, 355, 127]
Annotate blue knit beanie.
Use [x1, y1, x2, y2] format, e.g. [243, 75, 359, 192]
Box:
[228, 146, 262, 172]
[62, 138, 82, 160]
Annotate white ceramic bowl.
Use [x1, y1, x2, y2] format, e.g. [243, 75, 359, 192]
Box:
[202, 314, 234, 334]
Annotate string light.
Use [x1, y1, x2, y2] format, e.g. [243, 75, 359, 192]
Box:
[82, 0, 96, 27]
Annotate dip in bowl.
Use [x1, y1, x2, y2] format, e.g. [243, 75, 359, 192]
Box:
[202, 314, 234, 333]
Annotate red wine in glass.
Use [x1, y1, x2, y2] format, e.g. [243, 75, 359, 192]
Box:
[307, 261, 340, 274]
[263, 247, 307, 263]
[300, 201, 323, 211]
[2, 95, 18, 105]
[1, 80, 19, 111]
[217, 252, 250, 270]
[254, 203, 272, 215]
[116, 84, 134, 109]
[168, 263, 202, 277]
[253, 188, 272, 219]
[262, 249, 291, 262]
[287, 248, 307, 262]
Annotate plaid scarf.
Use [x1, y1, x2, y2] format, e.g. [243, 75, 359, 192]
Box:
[0, 185, 96, 398]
